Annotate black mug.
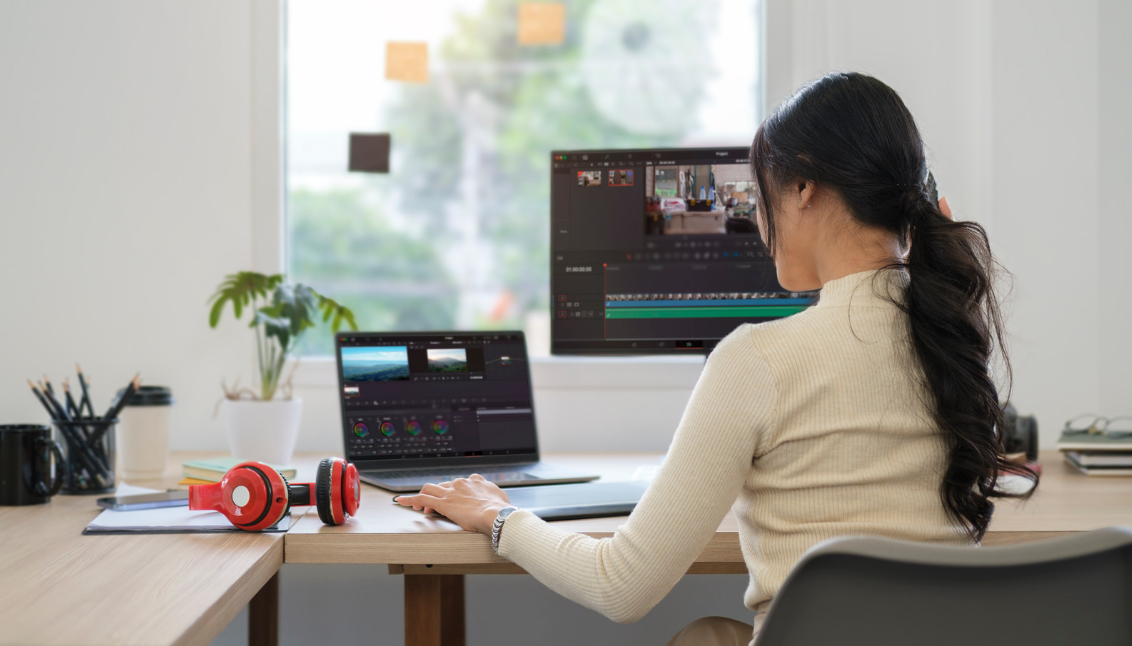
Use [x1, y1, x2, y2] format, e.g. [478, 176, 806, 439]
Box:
[0, 424, 65, 505]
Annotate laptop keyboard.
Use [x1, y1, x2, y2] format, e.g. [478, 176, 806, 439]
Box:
[367, 467, 538, 483]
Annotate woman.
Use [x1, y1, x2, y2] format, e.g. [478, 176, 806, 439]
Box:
[396, 72, 1037, 645]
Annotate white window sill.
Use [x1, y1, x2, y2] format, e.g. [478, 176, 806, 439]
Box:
[288, 354, 705, 391]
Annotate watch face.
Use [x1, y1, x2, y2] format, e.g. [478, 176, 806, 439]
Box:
[499, 506, 518, 520]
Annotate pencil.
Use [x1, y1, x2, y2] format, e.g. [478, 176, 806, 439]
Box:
[38, 380, 69, 421]
[30, 381, 110, 484]
[76, 364, 93, 420]
[28, 379, 58, 421]
[90, 373, 140, 446]
[102, 373, 140, 422]
[63, 379, 93, 443]
[63, 379, 78, 418]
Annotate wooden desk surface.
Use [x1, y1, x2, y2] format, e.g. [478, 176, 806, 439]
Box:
[0, 452, 292, 646]
[285, 450, 1132, 571]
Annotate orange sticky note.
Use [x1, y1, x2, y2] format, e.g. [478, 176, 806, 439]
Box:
[518, 3, 565, 45]
[385, 41, 428, 83]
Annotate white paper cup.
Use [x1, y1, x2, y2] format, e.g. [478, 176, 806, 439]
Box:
[116, 386, 173, 481]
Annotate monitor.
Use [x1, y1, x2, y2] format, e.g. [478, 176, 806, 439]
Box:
[550, 147, 815, 355]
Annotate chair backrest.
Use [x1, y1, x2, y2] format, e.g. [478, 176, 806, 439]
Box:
[755, 527, 1132, 646]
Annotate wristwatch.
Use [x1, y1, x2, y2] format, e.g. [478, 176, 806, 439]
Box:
[491, 506, 520, 553]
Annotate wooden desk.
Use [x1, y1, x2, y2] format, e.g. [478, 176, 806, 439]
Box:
[0, 453, 288, 646]
[10, 450, 1126, 645]
[286, 450, 1132, 646]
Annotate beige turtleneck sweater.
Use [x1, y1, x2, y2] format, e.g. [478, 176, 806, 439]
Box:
[497, 269, 972, 623]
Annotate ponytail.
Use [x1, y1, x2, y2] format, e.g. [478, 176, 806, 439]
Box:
[902, 194, 1037, 540]
[752, 72, 1037, 541]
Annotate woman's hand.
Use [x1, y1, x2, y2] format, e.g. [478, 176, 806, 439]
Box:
[395, 474, 511, 534]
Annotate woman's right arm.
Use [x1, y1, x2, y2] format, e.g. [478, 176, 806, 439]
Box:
[497, 326, 776, 623]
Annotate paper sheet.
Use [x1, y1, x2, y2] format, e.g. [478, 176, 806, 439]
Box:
[518, 3, 566, 45]
[86, 487, 293, 533]
[385, 41, 428, 82]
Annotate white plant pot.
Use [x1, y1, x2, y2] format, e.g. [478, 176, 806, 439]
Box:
[221, 398, 302, 467]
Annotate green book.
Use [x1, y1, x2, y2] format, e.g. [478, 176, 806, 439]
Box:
[1056, 431, 1132, 453]
[182, 456, 296, 482]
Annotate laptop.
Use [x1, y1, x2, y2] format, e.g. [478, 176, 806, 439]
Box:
[336, 331, 600, 492]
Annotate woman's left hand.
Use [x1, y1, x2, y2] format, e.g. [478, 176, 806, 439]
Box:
[395, 474, 511, 534]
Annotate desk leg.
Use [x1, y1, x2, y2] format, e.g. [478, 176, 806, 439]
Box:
[249, 571, 279, 646]
[405, 574, 465, 646]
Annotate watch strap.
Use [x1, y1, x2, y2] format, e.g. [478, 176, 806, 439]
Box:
[491, 506, 520, 553]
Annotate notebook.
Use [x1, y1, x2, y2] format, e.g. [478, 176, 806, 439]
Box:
[83, 484, 295, 534]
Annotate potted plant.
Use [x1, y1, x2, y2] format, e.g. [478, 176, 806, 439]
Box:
[208, 271, 356, 465]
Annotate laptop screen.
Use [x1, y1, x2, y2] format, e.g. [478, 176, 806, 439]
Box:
[335, 331, 538, 464]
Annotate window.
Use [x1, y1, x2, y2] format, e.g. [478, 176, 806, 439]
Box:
[287, 0, 764, 356]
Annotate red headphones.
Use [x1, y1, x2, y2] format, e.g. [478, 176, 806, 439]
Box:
[188, 457, 360, 531]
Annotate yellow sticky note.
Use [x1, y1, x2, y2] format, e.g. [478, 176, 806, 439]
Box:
[518, 3, 565, 46]
[385, 41, 428, 83]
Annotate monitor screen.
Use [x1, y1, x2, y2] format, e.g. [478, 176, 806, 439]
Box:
[550, 147, 815, 354]
[336, 332, 537, 463]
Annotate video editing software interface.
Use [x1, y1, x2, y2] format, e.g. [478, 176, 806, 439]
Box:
[551, 147, 815, 354]
[337, 333, 536, 462]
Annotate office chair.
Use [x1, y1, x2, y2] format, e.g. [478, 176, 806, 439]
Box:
[755, 527, 1132, 646]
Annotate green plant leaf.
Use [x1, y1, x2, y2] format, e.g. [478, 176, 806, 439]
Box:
[254, 305, 292, 353]
[315, 293, 358, 333]
[208, 271, 283, 328]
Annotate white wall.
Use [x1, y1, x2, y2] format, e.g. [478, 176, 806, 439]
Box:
[0, 1, 255, 449]
[2, 2, 1130, 646]
[764, 0, 1130, 443]
[1098, 0, 1132, 417]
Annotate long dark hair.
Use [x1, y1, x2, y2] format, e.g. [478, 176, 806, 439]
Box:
[751, 72, 1037, 541]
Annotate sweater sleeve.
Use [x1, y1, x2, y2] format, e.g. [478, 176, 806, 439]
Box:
[497, 327, 777, 623]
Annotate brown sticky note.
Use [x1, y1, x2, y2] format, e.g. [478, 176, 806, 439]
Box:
[518, 3, 565, 46]
[385, 41, 428, 83]
[348, 133, 391, 173]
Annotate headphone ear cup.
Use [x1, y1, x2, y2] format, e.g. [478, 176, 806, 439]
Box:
[277, 472, 293, 525]
[224, 463, 290, 532]
[315, 458, 336, 525]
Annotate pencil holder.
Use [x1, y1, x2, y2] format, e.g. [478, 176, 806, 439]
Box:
[54, 419, 116, 495]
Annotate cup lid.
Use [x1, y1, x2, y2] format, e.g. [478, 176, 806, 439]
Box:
[117, 385, 174, 406]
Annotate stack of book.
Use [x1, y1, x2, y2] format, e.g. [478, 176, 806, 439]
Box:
[179, 456, 297, 486]
[1056, 433, 1132, 476]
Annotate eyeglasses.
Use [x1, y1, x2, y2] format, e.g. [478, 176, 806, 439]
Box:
[1062, 414, 1132, 438]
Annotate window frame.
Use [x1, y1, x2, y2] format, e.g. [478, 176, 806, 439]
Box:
[254, 0, 787, 389]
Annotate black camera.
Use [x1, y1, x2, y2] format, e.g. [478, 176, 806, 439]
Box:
[1002, 402, 1039, 461]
